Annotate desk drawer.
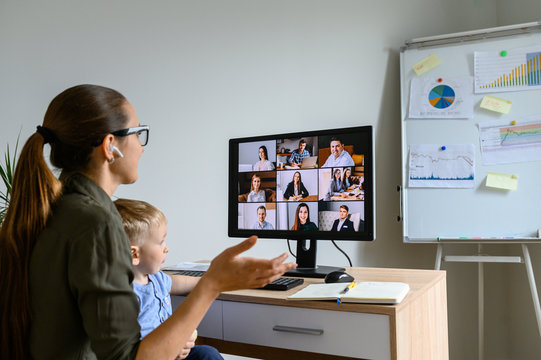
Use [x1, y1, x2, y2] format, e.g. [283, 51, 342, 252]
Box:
[222, 301, 390, 359]
[172, 296, 223, 339]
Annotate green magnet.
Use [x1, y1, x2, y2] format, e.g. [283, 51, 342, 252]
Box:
[500, 50, 508, 57]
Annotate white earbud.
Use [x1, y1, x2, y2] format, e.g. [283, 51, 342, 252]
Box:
[110, 145, 124, 158]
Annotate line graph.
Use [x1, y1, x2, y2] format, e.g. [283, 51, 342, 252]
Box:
[500, 123, 541, 146]
[408, 144, 475, 188]
[479, 119, 541, 165]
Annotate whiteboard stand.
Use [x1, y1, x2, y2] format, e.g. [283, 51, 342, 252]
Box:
[434, 241, 541, 360]
[400, 20, 541, 360]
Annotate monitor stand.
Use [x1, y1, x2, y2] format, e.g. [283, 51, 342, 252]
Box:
[284, 239, 345, 278]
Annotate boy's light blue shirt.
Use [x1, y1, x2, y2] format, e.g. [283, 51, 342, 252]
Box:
[133, 271, 172, 339]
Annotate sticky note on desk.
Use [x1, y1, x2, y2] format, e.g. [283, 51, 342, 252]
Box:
[480, 95, 512, 114]
[412, 54, 441, 75]
[486, 172, 518, 190]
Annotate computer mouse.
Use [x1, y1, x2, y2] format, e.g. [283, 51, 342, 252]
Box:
[324, 271, 355, 283]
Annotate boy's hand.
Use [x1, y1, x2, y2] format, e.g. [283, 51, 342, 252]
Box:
[175, 330, 197, 359]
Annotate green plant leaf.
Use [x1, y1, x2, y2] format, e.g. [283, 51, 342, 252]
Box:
[0, 135, 20, 226]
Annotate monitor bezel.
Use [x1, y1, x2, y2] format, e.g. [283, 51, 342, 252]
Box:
[228, 125, 374, 241]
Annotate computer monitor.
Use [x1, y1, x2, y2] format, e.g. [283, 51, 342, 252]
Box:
[228, 126, 374, 278]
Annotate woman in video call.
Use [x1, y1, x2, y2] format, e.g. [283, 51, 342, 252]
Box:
[291, 203, 317, 231]
[0, 84, 295, 360]
[341, 167, 358, 191]
[253, 145, 275, 171]
[283, 171, 308, 201]
[247, 173, 266, 202]
[326, 168, 346, 200]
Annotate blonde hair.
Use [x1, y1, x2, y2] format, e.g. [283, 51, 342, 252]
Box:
[250, 173, 261, 192]
[114, 198, 166, 246]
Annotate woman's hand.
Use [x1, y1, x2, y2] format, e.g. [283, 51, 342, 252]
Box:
[201, 236, 297, 294]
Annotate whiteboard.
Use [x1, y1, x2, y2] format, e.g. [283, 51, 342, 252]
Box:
[400, 22, 541, 243]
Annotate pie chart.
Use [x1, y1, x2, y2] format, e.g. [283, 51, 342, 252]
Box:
[428, 85, 455, 109]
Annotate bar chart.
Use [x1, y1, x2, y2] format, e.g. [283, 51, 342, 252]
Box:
[475, 47, 541, 93]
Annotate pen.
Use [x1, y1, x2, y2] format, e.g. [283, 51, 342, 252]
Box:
[341, 281, 356, 294]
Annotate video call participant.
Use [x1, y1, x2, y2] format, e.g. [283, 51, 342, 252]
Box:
[283, 171, 309, 201]
[331, 205, 356, 232]
[325, 168, 346, 200]
[247, 173, 266, 202]
[322, 137, 354, 168]
[253, 145, 275, 171]
[342, 167, 358, 190]
[291, 203, 317, 231]
[252, 206, 274, 230]
[288, 139, 310, 167]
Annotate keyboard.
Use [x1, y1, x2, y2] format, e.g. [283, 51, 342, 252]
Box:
[173, 270, 205, 277]
[173, 270, 304, 291]
[261, 277, 304, 291]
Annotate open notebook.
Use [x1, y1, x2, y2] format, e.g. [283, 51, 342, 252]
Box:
[287, 281, 410, 304]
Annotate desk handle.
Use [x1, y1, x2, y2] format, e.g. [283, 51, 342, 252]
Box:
[397, 185, 402, 222]
[272, 325, 324, 336]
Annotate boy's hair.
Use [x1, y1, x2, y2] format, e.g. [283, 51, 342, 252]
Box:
[114, 198, 166, 246]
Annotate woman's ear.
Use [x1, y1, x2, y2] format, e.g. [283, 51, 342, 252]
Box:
[99, 134, 116, 163]
[131, 245, 141, 266]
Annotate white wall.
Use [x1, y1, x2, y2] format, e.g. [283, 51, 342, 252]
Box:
[5, 1, 539, 359]
[496, 0, 541, 26]
[494, 3, 541, 360]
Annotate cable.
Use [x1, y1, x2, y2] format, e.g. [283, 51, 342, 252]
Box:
[331, 240, 353, 267]
[286, 239, 296, 259]
[288, 239, 352, 267]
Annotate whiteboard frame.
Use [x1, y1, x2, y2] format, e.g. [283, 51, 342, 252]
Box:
[400, 21, 541, 244]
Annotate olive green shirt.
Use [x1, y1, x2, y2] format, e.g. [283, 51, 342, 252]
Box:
[29, 173, 141, 359]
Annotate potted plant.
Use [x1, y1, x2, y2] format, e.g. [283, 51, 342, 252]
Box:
[0, 138, 18, 226]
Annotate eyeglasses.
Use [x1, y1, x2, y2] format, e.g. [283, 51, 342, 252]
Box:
[111, 125, 150, 146]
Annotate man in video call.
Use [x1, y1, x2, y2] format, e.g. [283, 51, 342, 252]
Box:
[331, 205, 356, 232]
[288, 139, 310, 167]
[322, 137, 354, 167]
[252, 206, 274, 230]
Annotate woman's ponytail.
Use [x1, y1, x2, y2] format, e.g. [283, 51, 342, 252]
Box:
[0, 84, 128, 359]
[0, 132, 62, 360]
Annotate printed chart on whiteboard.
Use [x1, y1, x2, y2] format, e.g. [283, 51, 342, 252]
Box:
[408, 144, 475, 188]
[408, 77, 473, 119]
[478, 116, 541, 165]
[474, 45, 541, 93]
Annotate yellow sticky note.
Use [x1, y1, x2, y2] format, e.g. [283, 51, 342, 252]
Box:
[480, 95, 512, 114]
[486, 172, 518, 190]
[412, 54, 441, 75]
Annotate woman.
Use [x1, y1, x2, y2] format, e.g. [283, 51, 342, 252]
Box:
[341, 167, 358, 190]
[283, 171, 308, 201]
[253, 145, 275, 171]
[0, 84, 295, 360]
[326, 168, 346, 200]
[247, 173, 266, 202]
[291, 203, 317, 231]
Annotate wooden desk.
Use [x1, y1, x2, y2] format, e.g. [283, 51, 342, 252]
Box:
[330, 193, 364, 201]
[172, 267, 448, 360]
[282, 195, 318, 202]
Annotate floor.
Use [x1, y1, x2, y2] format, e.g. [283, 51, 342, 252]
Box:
[222, 355, 257, 360]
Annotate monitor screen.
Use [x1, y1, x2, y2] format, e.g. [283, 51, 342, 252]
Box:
[229, 126, 374, 242]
